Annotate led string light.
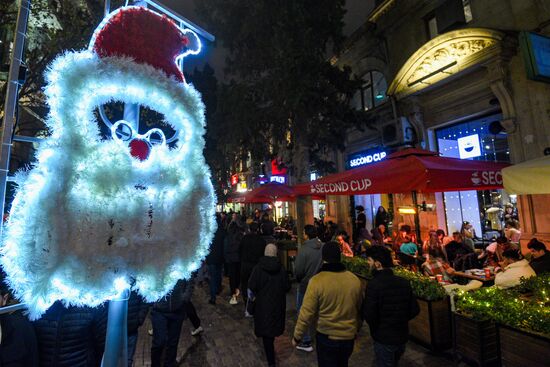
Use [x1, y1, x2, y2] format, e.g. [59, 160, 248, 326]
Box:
[1, 43, 216, 318]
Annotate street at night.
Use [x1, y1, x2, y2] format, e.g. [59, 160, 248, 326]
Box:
[1, 1, 550, 367]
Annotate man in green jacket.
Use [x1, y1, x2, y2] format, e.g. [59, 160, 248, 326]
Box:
[293, 241, 364, 366]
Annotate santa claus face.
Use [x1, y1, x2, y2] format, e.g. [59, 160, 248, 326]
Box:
[1, 50, 216, 319]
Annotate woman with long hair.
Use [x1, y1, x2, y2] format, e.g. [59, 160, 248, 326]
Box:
[422, 230, 448, 262]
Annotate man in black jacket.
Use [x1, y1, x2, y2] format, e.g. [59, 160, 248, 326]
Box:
[239, 222, 267, 310]
[528, 238, 550, 274]
[33, 301, 105, 367]
[150, 279, 190, 367]
[363, 246, 420, 367]
[206, 215, 225, 304]
[0, 276, 38, 367]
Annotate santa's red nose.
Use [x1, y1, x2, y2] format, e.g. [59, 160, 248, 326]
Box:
[129, 139, 151, 161]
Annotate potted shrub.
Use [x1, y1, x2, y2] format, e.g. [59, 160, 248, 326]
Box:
[456, 275, 550, 367]
[394, 268, 452, 351]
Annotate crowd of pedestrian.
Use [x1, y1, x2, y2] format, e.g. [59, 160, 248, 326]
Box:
[4, 204, 548, 367]
[206, 209, 420, 367]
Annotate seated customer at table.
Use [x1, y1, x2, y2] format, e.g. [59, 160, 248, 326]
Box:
[445, 232, 473, 263]
[436, 229, 453, 246]
[372, 224, 391, 246]
[494, 249, 536, 289]
[527, 238, 550, 275]
[422, 258, 453, 281]
[399, 236, 418, 256]
[336, 234, 354, 258]
[423, 230, 448, 262]
[393, 224, 412, 252]
[480, 236, 511, 268]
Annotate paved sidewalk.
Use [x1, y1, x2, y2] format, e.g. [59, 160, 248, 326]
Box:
[133, 280, 461, 367]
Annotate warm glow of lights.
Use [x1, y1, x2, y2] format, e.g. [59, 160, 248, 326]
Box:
[398, 206, 417, 215]
[388, 28, 504, 99]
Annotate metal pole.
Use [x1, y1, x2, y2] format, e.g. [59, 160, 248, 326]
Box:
[104, 0, 111, 16]
[411, 191, 421, 243]
[0, 0, 31, 227]
[101, 288, 129, 367]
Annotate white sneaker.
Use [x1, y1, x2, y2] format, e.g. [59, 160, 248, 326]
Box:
[191, 326, 204, 336]
[244, 310, 253, 318]
[229, 295, 238, 305]
[296, 342, 313, 352]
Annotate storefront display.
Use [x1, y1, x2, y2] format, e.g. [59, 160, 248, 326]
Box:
[435, 113, 513, 237]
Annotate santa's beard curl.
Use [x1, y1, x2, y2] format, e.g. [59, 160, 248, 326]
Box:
[1, 51, 217, 319]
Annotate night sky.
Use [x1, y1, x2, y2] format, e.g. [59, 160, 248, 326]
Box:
[157, 0, 375, 80]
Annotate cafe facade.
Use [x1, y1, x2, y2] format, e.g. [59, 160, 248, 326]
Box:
[327, 0, 550, 248]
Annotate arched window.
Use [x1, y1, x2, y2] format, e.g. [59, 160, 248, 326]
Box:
[352, 70, 388, 111]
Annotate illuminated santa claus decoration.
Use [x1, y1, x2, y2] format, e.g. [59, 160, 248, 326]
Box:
[1, 6, 216, 319]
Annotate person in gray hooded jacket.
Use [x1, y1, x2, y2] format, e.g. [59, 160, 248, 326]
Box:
[294, 224, 324, 352]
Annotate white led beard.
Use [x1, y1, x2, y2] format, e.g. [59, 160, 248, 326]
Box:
[1, 50, 216, 319]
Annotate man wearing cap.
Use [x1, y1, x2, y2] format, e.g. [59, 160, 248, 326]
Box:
[363, 246, 420, 366]
[292, 241, 364, 367]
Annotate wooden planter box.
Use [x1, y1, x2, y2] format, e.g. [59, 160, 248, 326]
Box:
[498, 324, 550, 367]
[409, 297, 452, 351]
[453, 312, 500, 367]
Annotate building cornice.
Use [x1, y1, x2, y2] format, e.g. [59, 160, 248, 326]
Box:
[368, 0, 397, 23]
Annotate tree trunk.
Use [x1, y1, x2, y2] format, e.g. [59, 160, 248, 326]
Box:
[291, 128, 313, 245]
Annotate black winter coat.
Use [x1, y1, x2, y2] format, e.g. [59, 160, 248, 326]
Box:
[363, 269, 420, 345]
[240, 233, 267, 265]
[0, 310, 38, 367]
[248, 256, 290, 338]
[224, 221, 244, 263]
[206, 225, 225, 265]
[33, 301, 104, 367]
[153, 279, 191, 314]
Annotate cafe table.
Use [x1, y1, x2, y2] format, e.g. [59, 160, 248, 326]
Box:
[452, 269, 495, 286]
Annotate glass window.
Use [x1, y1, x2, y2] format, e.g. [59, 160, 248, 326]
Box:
[435, 113, 511, 237]
[463, 0, 473, 23]
[427, 16, 438, 39]
[426, 0, 473, 39]
[353, 70, 387, 111]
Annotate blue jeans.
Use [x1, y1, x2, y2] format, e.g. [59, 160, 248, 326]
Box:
[316, 332, 354, 367]
[296, 289, 311, 344]
[127, 332, 138, 367]
[373, 341, 406, 367]
[208, 263, 222, 300]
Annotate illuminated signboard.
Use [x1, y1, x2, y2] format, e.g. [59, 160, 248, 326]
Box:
[520, 31, 550, 83]
[271, 158, 287, 175]
[347, 151, 387, 169]
[231, 174, 239, 186]
[270, 175, 286, 184]
[457, 134, 481, 159]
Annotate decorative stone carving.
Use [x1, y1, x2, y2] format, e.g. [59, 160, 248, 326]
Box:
[407, 39, 496, 86]
[388, 28, 505, 100]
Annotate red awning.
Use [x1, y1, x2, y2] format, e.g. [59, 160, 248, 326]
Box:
[228, 183, 297, 203]
[294, 148, 510, 196]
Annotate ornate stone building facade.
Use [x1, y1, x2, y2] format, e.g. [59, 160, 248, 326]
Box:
[329, 0, 550, 248]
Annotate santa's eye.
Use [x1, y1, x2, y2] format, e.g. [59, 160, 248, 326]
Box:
[144, 128, 166, 146]
[112, 120, 134, 141]
[111, 120, 135, 142]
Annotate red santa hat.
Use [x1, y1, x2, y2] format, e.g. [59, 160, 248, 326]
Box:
[90, 6, 200, 83]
